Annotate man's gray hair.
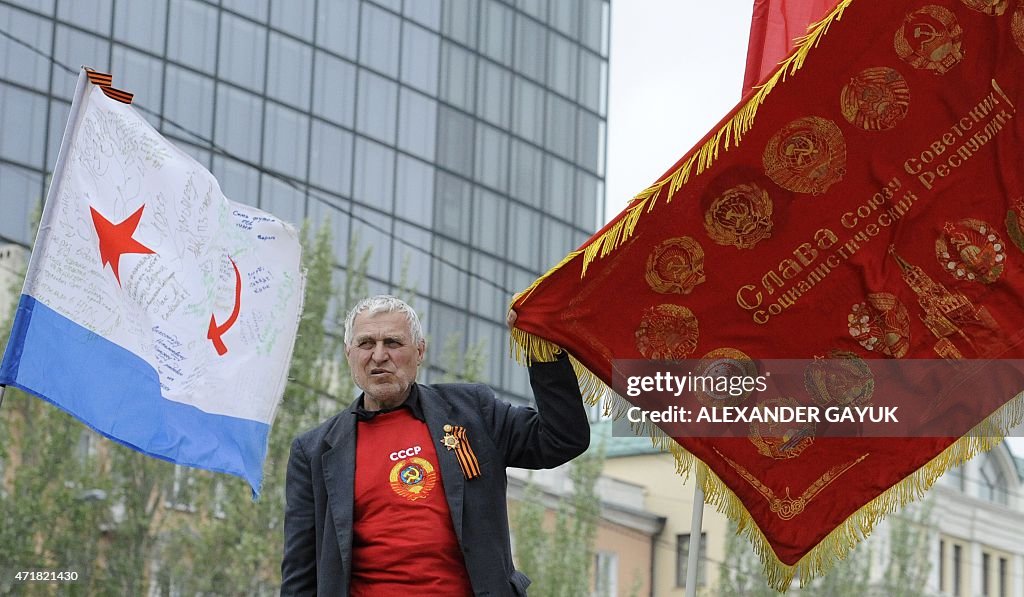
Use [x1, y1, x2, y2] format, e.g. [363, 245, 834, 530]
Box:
[343, 295, 425, 347]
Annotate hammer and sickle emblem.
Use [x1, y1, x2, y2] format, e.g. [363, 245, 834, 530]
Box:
[913, 22, 938, 44]
[401, 465, 423, 485]
[784, 137, 817, 166]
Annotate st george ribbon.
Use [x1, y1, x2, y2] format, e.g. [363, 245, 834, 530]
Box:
[511, 0, 1024, 589]
[0, 69, 305, 497]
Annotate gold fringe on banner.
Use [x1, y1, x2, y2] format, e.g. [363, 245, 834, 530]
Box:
[574, 0, 854, 276]
[510, 0, 855, 329]
[522, 350, 1024, 592]
[508, 327, 563, 365]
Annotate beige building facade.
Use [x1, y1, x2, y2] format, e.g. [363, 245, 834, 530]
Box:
[596, 422, 732, 597]
[595, 419, 1024, 597]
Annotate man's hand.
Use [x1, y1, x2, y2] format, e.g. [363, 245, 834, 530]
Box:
[506, 309, 517, 331]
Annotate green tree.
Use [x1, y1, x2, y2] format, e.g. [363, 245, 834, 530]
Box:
[877, 503, 934, 597]
[717, 517, 872, 596]
[0, 248, 120, 596]
[716, 520, 779, 597]
[511, 440, 606, 596]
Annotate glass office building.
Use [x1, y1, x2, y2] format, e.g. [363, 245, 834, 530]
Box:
[0, 0, 609, 403]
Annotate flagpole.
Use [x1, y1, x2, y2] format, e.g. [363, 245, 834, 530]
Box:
[0, 72, 89, 415]
[685, 483, 706, 597]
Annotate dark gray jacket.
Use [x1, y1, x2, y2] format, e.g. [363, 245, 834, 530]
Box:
[280, 355, 589, 596]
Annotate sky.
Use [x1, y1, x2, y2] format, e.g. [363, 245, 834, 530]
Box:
[605, 0, 754, 219]
[604, 1, 1024, 458]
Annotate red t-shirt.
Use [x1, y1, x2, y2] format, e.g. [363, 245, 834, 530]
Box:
[350, 408, 474, 596]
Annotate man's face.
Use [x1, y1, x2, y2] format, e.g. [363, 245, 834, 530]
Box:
[345, 310, 425, 410]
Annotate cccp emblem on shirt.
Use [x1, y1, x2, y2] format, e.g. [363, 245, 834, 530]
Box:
[389, 456, 437, 501]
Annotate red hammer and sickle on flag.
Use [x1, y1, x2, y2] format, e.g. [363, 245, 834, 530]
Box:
[208, 257, 242, 356]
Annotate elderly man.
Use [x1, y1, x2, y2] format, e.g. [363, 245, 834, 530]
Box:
[281, 295, 589, 596]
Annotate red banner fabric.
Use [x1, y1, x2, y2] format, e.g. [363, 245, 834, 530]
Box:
[743, 0, 838, 94]
[513, 0, 1024, 589]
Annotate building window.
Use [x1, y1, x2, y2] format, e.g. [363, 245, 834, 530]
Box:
[440, 42, 477, 113]
[474, 123, 509, 192]
[316, 0, 358, 60]
[165, 465, 196, 511]
[512, 76, 545, 145]
[356, 69, 399, 144]
[547, 32, 577, 99]
[938, 539, 946, 593]
[999, 556, 1008, 597]
[945, 463, 965, 492]
[398, 88, 438, 161]
[1, 78, 48, 168]
[437, 107, 474, 179]
[676, 532, 706, 588]
[404, 0, 441, 29]
[514, 13, 546, 83]
[982, 550, 1012, 597]
[983, 552, 991, 596]
[214, 85, 263, 164]
[359, 4, 400, 78]
[163, 65, 215, 140]
[270, 0, 314, 39]
[0, 6, 53, 92]
[979, 452, 1009, 505]
[593, 550, 618, 597]
[442, 0, 477, 47]
[76, 430, 97, 462]
[222, 0, 268, 22]
[266, 32, 312, 107]
[471, 188, 507, 256]
[953, 543, 963, 597]
[312, 51, 356, 128]
[168, 0, 219, 74]
[263, 103, 309, 178]
[309, 121, 354, 195]
[545, 94, 577, 161]
[477, 60, 512, 128]
[0, 163, 43, 244]
[58, 0, 112, 35]
[218, 12, 267, 93]
[400, 22, 440, 95]
[479, 0, 513, 66]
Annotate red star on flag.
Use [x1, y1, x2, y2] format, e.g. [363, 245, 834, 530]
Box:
[90, 204, 156, 285]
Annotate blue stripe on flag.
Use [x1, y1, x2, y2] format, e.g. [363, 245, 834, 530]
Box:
[0, 294, 269, 496]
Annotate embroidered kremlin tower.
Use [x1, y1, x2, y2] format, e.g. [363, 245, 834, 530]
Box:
[888, 246, 1000, 359]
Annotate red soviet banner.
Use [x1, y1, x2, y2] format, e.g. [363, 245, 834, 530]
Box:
[512, 0, 1024, 590]
[743, 0, 837, 93]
